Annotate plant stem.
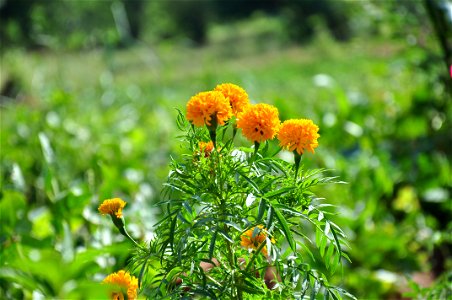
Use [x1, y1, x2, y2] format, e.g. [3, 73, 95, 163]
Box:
[111, 215, 142, 248]
[294, 151, 302, 181]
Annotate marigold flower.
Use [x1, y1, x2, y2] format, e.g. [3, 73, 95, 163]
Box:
[186, 91, 233, 127]
[240, 225, 275, 257]
[198, 141, 214, 157]
[214, 83, 250, 116]
[278, 119, 320, 155]
[103, 270, 138, 300]
[236, 104, 280, 143]
[98, 198, 127, 218]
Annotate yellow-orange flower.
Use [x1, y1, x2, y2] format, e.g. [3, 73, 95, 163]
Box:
[240, 225, 275, 257]
[214, 83, 250, 116]
[186, 91, 233, 127]
[198, 141, 214, 157]
[98, 198, 126, 218]
[236, 104, 280, 143]
[103, 270, 138, 300]
[278, 119, 320, 154]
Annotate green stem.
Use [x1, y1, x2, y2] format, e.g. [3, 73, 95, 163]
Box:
[250, 141, 260, 164]
[207, 115, 219, 148]
[232, 124, 238, 141]
[244, 241, 267, 273]
[293, 151, 302, 181]
[111, 215, 142, 248]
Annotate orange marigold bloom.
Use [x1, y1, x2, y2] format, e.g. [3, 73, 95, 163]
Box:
[98, 198, 126, 218]
[214, 83, 250, 116]
[278, 119, 320, 155]
[103, 270, 138, 300]
[199, 141, 214, 157]
[186, 91, 233, 127]
[240, 225, 275, 257]
[236, 104, 280, 143]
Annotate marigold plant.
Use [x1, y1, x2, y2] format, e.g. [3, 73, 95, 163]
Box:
[95, 84, 354, 300]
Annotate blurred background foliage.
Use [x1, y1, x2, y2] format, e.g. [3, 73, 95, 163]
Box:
[1, 0, 451, 299]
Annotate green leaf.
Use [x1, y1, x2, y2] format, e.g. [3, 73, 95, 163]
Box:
[209, 230, 217, 259]
[257, 198, 266, 221]
[218, 229, 233, 244]
[324, 221, 331, 236]
[237, 170, 261, 194]
[319, 234, 327, 258]
[273, 206, 296, 252]
[266, 206, 274, 229]
[263, 186, 296, 199]
[297, 239, 315, 261]
[325, 242, 335, 270]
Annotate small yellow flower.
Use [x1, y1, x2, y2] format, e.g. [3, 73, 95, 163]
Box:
[240, 225, 275, 257]
[214, 83, 250, 116]
[198, 141, 214, 157]
[98, 198, 127, 218]
[278, 119, 320, 155]
[236, 104, 280, 143]
[186, 91, 233, 127]
[103, 270, 138, 300]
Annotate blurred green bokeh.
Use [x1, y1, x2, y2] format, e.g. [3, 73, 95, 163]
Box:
[1, 1, 451, 299]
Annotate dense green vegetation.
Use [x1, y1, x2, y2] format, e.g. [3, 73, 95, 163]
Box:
[1, 1, 451, 299]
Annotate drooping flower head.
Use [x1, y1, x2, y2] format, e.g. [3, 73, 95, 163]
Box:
[240, 225, 275, 257]
[103, 270, 138, 300]
[214, 83, 250, 116]
[186, 91, 233, 128]
[278, 119, 320, 155]
[98, 198, 126, 218]
[236, 103, 280, 143]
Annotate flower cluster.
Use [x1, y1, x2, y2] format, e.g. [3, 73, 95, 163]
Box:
[186, 83, 320, 152]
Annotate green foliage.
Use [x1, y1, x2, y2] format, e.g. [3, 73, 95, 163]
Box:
[123, 110, 353, 299]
